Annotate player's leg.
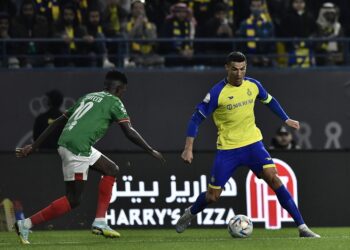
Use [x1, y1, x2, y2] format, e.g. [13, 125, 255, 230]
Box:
[248, 142, 320, 238]
[14, 193, 73, 245]
[261, 167, 320, 238]
[14, 181, 85, 245]
[14, 147, 90, 244]
[176, 149, 238, 233]
[175, 187, 223, 233]
[89, 152, 120, 238]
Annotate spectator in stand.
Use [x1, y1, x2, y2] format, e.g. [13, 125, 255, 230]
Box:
[309, 0, 350, 36]
[177, 0, 250, 31]
[0, 0, 17, 18]
[85, 6, 115, 68]
[314, 2, 344, 66]
[34, 0, 104, 25]
[145, 0, 171, 34]
[11, 0, 51, 68]
[237, 0, 275, 67]
[0, 12, 15, 68]
[34, 0, 63, 25]
[101, 0, 128, 64]
[266, 0, 290, 36]
[52, 3, 91, 67]
[102, 0, 127, 37]
[33, 90, 65, 150]
[199, 2, 233, 66]
[125, 0, 163, 67]
[269, 125, 300, 150]
[281, 0, 317, 68]
[178, 0, 220, 29]
[201, 3, 233, 38]
[225, 0, 252, 30]
[161, 2, 195, 66]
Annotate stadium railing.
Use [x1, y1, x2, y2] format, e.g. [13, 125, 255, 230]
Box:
[0, 37, 349, 69]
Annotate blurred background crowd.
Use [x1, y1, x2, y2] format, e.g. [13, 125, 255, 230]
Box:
[0, 0, 349, 68]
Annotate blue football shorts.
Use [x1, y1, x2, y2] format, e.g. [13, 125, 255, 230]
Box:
[209, 141, 275, 189]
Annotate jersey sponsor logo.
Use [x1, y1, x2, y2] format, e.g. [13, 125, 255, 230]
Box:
[203, 93, 210, 103]
[226, 99, 254, 110]
[246, 158, 298, 229]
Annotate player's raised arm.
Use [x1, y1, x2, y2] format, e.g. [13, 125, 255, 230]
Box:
[119, 121, 165, 164]
[15, 115, 68, 158]
[254, 80, 300, 130]
[264, 96, 300, 130]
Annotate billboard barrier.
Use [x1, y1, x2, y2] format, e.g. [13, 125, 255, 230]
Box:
[1, 151, 350, 229]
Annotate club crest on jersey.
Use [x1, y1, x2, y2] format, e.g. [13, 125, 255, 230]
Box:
[203, 93, 210, 103]
[247, 88, 252, 96]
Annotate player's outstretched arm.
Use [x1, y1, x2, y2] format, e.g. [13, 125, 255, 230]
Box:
[15, 115, 68, 158]
[119, 122, 165, 164]
[264, 96, 300, 130]
[181, 110, 206, 164]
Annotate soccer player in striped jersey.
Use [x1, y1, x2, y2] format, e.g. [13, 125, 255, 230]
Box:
[175, 51, 320, 238]
[15, 70, 165, 244]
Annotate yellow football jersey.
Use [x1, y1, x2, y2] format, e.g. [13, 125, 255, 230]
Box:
[197, 77, 272, 149]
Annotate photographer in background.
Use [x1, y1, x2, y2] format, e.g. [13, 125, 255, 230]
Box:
[270, 125, 300, 150]
[33, 90, 65, 150]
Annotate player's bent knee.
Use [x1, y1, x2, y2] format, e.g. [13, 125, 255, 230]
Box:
[104, 162, 119, 177]
[266, 174, 283, 190]
[272, 175, 283, 188]
[107, 163, 119, 177]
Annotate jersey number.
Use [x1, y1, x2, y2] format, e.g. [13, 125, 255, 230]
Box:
[67, 101, 94, 130]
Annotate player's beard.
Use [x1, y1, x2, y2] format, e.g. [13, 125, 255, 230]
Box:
[231, 77, 242, 86]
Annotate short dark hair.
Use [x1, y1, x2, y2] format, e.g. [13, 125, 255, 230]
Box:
[46, 89, 63, 108]
[104, 70, 128, 89]
[226, 51, 247, 64]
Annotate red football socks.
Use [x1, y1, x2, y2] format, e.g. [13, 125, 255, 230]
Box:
[95, 176, 115, 218]
[30, 196, 71, 226]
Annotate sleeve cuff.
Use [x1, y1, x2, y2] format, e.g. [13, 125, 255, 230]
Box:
[261, 94, 272, 104]
[117, 118, 130, 123]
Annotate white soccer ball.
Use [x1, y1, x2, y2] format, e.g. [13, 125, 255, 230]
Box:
[228, 214, 253, 238]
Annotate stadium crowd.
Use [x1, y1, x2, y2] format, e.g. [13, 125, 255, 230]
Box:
[0, 0, 349, 68]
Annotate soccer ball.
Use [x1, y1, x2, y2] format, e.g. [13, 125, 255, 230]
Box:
[228, 214, 253, 238]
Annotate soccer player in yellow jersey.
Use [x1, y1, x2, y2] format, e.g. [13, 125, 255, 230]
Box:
[175, 51, 320, 238]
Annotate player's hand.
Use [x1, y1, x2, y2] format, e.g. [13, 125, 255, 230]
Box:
[181, 149, 193, 164]
[15, 144, 33, 158]
[151, 150, 166, 165]
[285, 119, 300, 130]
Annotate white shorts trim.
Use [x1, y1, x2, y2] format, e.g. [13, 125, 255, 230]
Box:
[58, 146, 102, 181]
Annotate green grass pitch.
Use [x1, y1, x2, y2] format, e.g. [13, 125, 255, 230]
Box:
[1, 228, 349, 250]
